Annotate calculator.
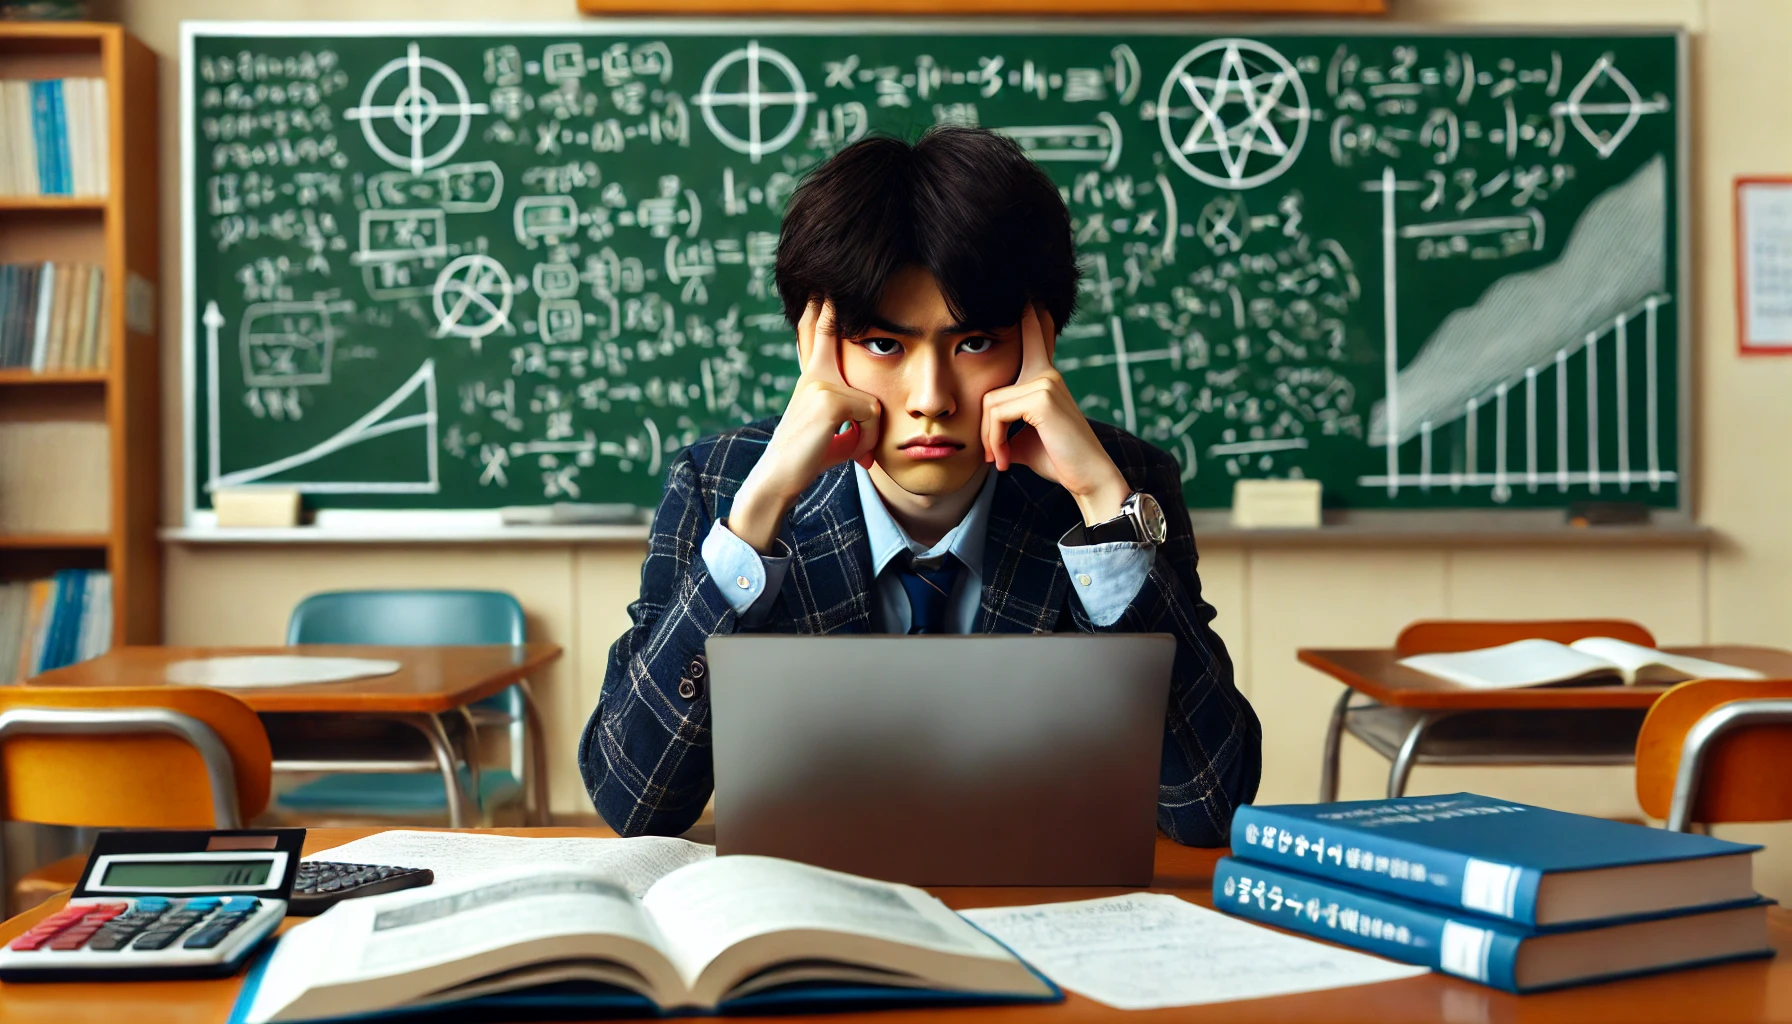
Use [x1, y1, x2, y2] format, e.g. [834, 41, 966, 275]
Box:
[289, 860, 434, 915]
[0, 829, 303, 982]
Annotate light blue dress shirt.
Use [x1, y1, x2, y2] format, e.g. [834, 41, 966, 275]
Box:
[701, 464, 1155, 630]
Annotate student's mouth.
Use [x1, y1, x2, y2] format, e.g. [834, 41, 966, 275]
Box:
[897, 436, 965, 460]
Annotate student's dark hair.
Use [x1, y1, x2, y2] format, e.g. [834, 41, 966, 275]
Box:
[775, 126, 1079, 338]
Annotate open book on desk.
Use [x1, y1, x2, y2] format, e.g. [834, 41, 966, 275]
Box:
[234, 855, 1057, 1023]
[1398, 637, 1766, 690]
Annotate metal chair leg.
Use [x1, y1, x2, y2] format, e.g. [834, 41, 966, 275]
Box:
[400, 713, 475, 828]
[1387, 712, 1437, 799]
[1319, 689, 1353, 803]
[515, 680, 551, 826]
[454, 706, 487, 826]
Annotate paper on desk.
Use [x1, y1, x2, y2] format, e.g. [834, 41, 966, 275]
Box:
[962, 893, 1427, 1010]
[164, 655, 401, 688]
[304, 831, 714, 898]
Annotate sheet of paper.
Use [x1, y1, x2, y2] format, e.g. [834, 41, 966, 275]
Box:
[962, 893, 1428, 1010]
[164, 655, 401, 688]
[304, 830, 713, 897]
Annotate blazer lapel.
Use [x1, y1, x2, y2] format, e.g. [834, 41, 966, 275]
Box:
[780, 463, 874, 635]
[976, 469, 1073, 635]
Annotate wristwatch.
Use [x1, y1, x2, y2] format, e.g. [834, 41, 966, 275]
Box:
[1084, 491, 1168, 546]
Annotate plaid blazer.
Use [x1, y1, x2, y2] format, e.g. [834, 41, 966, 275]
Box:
[579, 417, 1263, 846]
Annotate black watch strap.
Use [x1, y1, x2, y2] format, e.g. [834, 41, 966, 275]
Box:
[1083, 510, 1140, 545]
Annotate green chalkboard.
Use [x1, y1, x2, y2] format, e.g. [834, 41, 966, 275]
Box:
[181, 22, 1685, 517]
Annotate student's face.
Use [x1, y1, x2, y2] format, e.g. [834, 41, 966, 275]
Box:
[839, 266, 1024, 496]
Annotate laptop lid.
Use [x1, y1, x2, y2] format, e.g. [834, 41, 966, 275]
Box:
[707, 634, 1174, 886]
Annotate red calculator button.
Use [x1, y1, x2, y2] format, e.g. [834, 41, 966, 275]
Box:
[8, 935, 47, 951]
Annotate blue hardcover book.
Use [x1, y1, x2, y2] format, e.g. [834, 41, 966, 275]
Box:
[1231, 793, 1761, 927]
[224, 858, 1060, 1024]
[40, 569, 83, 672]
[29, 82, 55, 196]
[47, 80, 69, 196]
[1214, 857, 1772, 994]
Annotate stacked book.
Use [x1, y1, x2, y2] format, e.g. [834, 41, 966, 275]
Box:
[1216, 793, 1773, 993]
[0, 570, 112, 684]
[0, 261, 109, 372]
[0, 77, 109, 197]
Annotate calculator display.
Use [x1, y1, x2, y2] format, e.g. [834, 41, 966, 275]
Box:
[99, 860, 273, 888]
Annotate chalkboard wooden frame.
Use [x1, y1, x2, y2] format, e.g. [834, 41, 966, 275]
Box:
[179, 19, 1692, 535]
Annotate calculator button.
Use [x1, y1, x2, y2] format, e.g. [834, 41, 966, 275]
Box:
[182, 928, 229, 950]
[131, 932, 182, 951]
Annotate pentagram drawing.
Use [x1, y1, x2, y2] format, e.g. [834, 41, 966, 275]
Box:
[346, 42, 491, 174]
[1549, 54, 1669, 159]
[695, 41, 816, 164]
[1157, 39, 1310, 191]
[432, 254, 513, 345]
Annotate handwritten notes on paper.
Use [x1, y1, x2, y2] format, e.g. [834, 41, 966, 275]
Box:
[1740, 179, 1792, 350]
[304, 831, 714, 898]
[962, 893, 1427, 1010]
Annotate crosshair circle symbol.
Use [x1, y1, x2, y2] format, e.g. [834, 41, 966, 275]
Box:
[433, 254, 513, 342]
[1157, 38, 1310, 190]
[346, 42, 490, 174]
[694, 41, 816, 164]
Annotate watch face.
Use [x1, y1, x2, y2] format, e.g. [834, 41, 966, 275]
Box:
[1137, 493, 1168, 544]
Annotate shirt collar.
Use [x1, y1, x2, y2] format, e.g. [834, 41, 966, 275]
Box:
[853, 462, 998, 580]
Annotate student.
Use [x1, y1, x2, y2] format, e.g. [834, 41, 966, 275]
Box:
[581, 127, 1261, 846]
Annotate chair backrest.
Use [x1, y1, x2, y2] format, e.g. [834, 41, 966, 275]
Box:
[1394, 619, 1656, 656]
[1635, 678, 1792, 827]
[287, 589, 526, 646]
[0, 687, 271, 829]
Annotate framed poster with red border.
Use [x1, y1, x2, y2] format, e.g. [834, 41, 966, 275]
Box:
[1735, 176, 1792, 355]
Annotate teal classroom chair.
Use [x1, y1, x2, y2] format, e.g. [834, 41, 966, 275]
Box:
[273, 589, 547, 826]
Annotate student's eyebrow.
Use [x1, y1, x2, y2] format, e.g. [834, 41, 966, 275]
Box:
[865, 315, 998, 337]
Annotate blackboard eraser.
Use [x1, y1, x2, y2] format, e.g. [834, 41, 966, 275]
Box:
[214, 489, 303, 528]
[1566, 501, 1651, 527]
[500, 503, 640, 525]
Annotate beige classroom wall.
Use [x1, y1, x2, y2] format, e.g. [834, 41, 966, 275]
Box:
[132, 0, 1792, 897]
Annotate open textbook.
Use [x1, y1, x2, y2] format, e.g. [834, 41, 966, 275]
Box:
[1398, 637, 1766, 690]
[236, 856, 1057, 1023]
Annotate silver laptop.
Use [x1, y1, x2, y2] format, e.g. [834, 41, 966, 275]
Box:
[707, 634, 1174, 886]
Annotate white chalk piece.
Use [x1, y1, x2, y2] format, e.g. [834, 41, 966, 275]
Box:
[1231, 479, 1323, 529]
[214, 489, 302, 528]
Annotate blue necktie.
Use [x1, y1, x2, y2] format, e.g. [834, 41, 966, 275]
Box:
[897, 554, 960, 635]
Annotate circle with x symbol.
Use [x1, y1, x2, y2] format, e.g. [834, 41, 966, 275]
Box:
[695, 41, 816, 164]
[432, 254, 513, 343]
[1157, 39, 1310, 191]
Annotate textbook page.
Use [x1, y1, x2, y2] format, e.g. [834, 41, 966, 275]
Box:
[962, 894, 1427, 1010]
[1568, 637, 1767, 683]
[246, 868, 678, 1024]
[642, 855, 1018, 996]
[305, 831, 712, 896]
[1396, 639, 1618, 689]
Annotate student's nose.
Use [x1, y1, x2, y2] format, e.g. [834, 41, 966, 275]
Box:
[907, 346, 956, 421]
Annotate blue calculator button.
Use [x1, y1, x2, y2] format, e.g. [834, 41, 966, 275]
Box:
[135, 898, 170, 910]
[222, 896, 261, 911]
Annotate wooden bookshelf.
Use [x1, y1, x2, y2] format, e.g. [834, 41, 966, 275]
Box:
[0, 23, 160, 648]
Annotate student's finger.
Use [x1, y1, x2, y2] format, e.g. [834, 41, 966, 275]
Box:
[852, 416, 880, 470]
[1018, 304, 1052, 382]
[824, 419, 862, 463]
[804, 300, 846, 384]
[795, 298, 819, 369]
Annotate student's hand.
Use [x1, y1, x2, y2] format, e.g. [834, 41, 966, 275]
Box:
[981, 305, 1133, 527]
[727, 300, 881, 553]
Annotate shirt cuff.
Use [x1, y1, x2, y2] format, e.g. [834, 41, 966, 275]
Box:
[1059, 524, 1154, 628]
[701, 519, 791, 625]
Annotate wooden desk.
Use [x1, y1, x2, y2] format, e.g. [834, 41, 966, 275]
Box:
[0, 827, 1784, 1024]
[26, 645, 563, 826]
[1299, 645, 1792, 801]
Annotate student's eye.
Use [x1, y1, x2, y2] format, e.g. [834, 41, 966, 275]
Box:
[957, 336, 996, 355]
[857, 337, 904, 357]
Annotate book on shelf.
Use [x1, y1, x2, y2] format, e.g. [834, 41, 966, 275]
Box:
[0, 77, 106, 199]
[1397, 637, 1765, 690]
[0, 261, 107, 372]
[1229, 794, 1762, 928]
[1214, 857, 1772, 994]
[232, 855, 1058, 1023]
[0, 570, 111, 684]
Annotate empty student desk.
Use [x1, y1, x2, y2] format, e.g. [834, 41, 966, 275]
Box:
[0, 825, 1784, 1023]
[1302, 640, 1792, 801]
[23, 644, 561, 827]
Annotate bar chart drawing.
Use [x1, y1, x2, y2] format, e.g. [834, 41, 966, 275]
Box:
[1361, 156, 1672, 502]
